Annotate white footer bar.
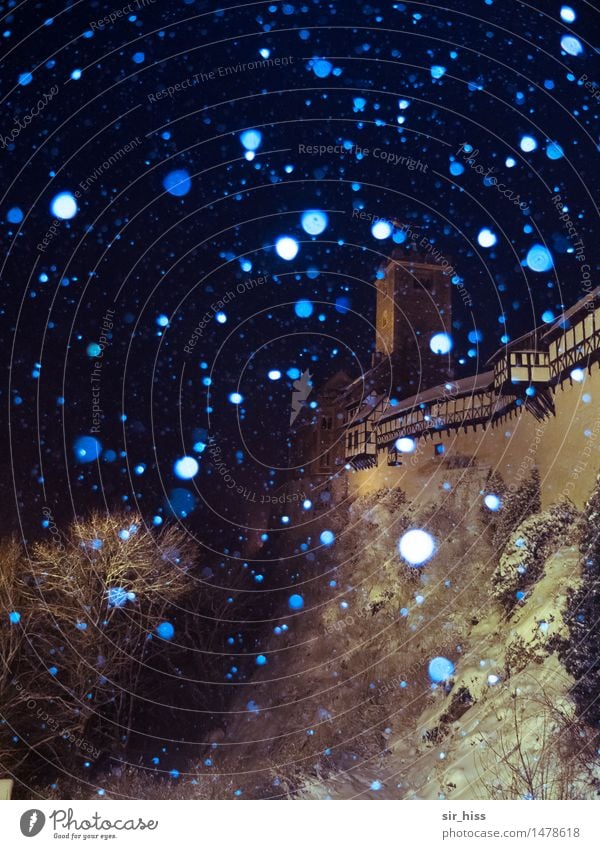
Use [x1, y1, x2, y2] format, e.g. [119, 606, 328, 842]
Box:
[1, 799, 596, 848]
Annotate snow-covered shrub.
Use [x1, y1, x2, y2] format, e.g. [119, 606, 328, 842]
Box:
[480, 471, 507, 536]
[560, 475, 600, 726]
[41, 765, 241, 800]
[492, 500, 580, 612]
[504, 635, 543, 677]
[492, 468, 541, 550]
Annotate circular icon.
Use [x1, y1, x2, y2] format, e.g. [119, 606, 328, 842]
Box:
[20, 810, 46, 837]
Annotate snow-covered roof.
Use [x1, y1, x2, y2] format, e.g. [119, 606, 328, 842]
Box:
[486, 287, 600, 365]
[541, 286, 600, 340]
[377, 370, 495, 424]
[347, 393, 387, 424]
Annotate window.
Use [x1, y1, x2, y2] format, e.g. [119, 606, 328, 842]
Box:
[434, 444, 445, 457]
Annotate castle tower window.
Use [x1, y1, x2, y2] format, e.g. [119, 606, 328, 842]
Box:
[319, 449, 331, 472]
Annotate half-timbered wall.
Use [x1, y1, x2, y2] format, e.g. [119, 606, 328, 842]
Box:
[338, 297, 600, 508]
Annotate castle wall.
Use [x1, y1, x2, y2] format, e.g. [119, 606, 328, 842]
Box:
[345, 363, 600, 511]
[374, 254, 453, 394]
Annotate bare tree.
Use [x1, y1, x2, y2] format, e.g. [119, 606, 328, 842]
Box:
[0, 514, 196, 786]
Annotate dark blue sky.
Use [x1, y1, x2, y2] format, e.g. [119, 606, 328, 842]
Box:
[1, 0, 598, 542]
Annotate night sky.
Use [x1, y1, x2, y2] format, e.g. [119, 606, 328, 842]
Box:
[1, 1, 598, 551]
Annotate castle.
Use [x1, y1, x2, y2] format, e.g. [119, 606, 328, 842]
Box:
[284, 252, 600, 518]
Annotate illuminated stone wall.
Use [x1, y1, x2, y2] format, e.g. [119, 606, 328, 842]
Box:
[346, 363, 600, 511]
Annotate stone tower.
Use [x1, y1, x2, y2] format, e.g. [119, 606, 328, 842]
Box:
[373, 248, 453, 395]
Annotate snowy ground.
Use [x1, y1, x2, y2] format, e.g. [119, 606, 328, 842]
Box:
[208, 464, 599, 802]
